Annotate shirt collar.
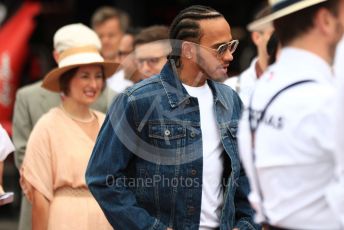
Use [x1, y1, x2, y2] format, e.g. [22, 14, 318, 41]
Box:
[159, 60, 229, 110]
[278, 47, 334, 84]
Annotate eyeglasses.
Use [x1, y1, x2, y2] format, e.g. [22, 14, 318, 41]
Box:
[135, 55, 166, 68]
[196, 40, 239, 57]
[117, 50, 132, 58]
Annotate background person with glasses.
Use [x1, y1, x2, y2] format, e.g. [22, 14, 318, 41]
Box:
[133, 25, 171, 79]
[106, 28, 142, 93]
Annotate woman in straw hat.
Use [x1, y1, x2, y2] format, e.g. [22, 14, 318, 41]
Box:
[20, 44, 117, 229]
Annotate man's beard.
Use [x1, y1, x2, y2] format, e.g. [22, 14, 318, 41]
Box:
[196, 51, 229, 82]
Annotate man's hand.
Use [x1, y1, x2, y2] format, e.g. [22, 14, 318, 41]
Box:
[166, 228, 173, 230]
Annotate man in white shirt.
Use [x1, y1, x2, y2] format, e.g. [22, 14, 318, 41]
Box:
[0, 124, 14, 195]
[238, 0, 344, 229]
[92, 6, 133, 94]
[332, 36, 344, 227]
[332, 67, 344, 227]
[91, 6, 130, 63]
[224, 5, 274, 106]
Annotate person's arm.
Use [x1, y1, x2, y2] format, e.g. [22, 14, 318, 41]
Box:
[233, 165, 260, 230]
[20, 114, 54, 226]
[0, 162, 3, 194]
[86, 93, 168, 230]
[12, 89, 32, 169]
[231, 90, 260, 230]
[0, 124, 15, 194]
[32, 189, 49, 230]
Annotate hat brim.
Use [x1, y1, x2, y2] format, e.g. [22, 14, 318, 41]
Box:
[42, 61, 119, 92]
[247, 0, 327, 32]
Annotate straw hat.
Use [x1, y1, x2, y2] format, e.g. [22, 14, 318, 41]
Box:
[42, 23, 118, 92]
[247, 0, 328, 32]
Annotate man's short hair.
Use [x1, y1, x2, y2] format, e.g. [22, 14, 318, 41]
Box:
[91, 6, 130, 32]
[167, 5, 223, 67]
[274, 0, 339, 46]
[134, 25, 169, 47]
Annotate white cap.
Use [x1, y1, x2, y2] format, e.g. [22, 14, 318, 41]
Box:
[248, 0, 327, 31]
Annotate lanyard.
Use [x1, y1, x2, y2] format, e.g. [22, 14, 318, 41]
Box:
[248, 79, 315, 222]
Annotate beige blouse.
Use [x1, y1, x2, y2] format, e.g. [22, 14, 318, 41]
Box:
[21, 107, 105, 202]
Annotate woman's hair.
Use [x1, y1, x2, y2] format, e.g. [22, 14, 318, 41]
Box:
[167, 5, 223, 67]
[59, 66, 106, 96]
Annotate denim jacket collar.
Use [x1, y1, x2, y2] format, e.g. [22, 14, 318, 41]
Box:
[160, 60, 229, 110]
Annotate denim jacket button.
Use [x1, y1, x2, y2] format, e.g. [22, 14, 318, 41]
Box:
[190, 132, 196, 138]
[164, 129, 171, 136]
[185, 99, 190, 105]
[191, 169, 197, 176]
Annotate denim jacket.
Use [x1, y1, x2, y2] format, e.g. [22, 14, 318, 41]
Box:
[86, 61, 259, 230]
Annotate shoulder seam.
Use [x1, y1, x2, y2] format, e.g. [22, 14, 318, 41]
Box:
[124, 77, 161, 96]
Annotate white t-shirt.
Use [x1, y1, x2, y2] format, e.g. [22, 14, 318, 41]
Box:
[0, 125, 14, 161]
[183, 82, 224, 230]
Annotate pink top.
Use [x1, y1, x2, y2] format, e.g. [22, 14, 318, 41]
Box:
[20, 107, 112, 229]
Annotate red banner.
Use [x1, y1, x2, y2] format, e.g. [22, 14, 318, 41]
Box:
[0, 2, 41, 135]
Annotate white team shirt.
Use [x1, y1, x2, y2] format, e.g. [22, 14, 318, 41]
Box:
[330, 39, 344, 226]
[183, 82, 224, 230]
[106, 69, 133, 94]
[0, 125, 14, 161]
[238, 48, 343, 229]
[334, 37, 344, 79]
[224, 58, 258, 107]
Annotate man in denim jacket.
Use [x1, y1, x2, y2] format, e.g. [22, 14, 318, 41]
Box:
[86, 5, 258, 230]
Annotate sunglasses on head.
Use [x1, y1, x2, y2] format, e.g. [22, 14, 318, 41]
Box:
[136, 55, 166, 67]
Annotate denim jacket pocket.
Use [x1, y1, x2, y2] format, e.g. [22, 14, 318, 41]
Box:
[221, 120, 240, 171]
[148, 121, 187, 140]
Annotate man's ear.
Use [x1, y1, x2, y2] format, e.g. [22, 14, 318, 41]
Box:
[251, 31, 261, 46]
[181, 41, 194, 59]
[314, 7, 337, 36]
